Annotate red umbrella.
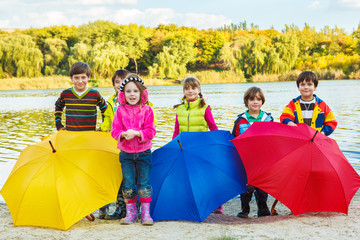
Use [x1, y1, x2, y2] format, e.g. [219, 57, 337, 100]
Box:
[232, 122, 360, 215]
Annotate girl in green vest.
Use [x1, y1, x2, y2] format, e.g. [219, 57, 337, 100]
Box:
[172, 77, 223, 214]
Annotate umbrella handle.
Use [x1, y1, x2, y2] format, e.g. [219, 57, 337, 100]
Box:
[86, 214, 95, 221]
[271, 199, 278, 215]
[177, 139, 183, 150]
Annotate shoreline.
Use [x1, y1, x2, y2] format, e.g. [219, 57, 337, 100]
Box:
[1, 191, 359, 239]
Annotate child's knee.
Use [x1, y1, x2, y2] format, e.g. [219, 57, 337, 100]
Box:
[123, 188, 137, 200]
[138, 187, 152, 199]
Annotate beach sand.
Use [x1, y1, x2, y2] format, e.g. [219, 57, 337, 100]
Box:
[0, 191, 359, 240]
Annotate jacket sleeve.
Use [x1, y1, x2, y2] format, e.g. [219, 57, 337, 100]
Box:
[100, 103, 113, 132]
[172, 115, 180, 139]
[321, 103, 337, 136]
[204, 106, 218, 131]
[111, 107, 124, 141]
[231, 117, 240, 137]
[97, 94, 108, 122]
[280, 101, 295, 124]
[138, 107, 156, 143]
[54, 93, 65, 130]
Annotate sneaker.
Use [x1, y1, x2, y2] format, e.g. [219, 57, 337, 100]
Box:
[99, 207, 109, 219]
[104, 210, 125, 220]
[257, 211, 270, 217]
[237, 211, 249, 218]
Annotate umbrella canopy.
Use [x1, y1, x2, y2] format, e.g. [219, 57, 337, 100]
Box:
[0, 131, 122, 230]
[150, 130, 247, 222]
[232, 122, 360, 215]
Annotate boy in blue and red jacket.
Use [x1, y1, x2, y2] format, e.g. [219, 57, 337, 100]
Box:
[280, 71, 337, 135]
[232, 87, 273, 218]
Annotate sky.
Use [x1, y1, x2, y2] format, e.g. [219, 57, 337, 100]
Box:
[0, 0, 359, 33]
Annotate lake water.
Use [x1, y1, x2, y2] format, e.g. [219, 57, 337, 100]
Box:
[0, 80, 359, 203]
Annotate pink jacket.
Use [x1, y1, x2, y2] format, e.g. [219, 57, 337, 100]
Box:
[111, 90, 156, 153]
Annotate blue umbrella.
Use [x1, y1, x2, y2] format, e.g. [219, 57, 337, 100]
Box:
[150, 130, 247, 222]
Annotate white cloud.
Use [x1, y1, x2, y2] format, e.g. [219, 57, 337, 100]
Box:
[182, 13, 232, 29]
[338, 0, 360, 8]
[113, 8, 178, 26]
[75, 0, 137, 5]
[112, 8, 231, 29]
[0, 20, 10, 28]
[308, 1, 321, 8]
[27, 11, 74, 27]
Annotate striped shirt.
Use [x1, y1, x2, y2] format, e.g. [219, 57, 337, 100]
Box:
[55, 87, 107, 131]
[300, 98, 315, 126]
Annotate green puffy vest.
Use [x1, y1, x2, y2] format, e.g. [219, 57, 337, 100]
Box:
[176, 98, 208, 133]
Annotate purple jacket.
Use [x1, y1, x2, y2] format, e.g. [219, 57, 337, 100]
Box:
[111, 90, 156, 153]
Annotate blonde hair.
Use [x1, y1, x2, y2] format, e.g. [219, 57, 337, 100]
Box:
[173, 77, 206, 109]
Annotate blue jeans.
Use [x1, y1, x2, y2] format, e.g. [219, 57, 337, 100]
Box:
[119, 149, 152, 201]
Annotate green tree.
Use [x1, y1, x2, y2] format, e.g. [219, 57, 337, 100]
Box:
[116, 24, 151, 73]
[0, 34, 43, 77]
[43, 38, 68, 75]
[89, 41, 129, 79]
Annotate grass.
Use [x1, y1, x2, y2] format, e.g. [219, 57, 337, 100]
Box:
[0, 69, 357, 91]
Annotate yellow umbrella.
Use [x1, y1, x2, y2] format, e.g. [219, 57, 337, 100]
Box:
[0, 131, 122, 230]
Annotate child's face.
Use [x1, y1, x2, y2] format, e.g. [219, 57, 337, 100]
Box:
[71, 73, 89, 92]
[298, 80, 316, 101]
[184, 85, 200, 101]
[124, 81, 140, 105]
[247, 93, 263, 113]
[113, 76, 123, 95]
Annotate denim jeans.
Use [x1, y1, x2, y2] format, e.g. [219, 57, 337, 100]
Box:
[119, 149, 152, 200]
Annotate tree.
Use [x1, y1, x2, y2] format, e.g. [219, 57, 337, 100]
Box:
[0, 34, 43, 77]
[89, 41, 129, 79]
[116, 24, 151, 73]
[150, 32, 197, 78]
[43, 38, 68, 75]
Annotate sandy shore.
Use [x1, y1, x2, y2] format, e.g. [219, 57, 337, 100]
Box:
[0, 191, 359, 240]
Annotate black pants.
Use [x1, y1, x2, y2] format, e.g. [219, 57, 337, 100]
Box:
[240, 185, 270, 216]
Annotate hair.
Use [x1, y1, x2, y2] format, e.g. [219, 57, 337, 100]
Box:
[122, 73, 147, 105]
[69, 62, 91, 77]
[112, 69, 130, 86]
[296, 71, 319, 87]
[243, 86, 265, 108]
[173, 76, 206, 109]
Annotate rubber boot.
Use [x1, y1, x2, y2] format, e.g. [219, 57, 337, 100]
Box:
[120, 202, 137, 224]
[213, 205, 224, 214]
[140, 203, 153, 226]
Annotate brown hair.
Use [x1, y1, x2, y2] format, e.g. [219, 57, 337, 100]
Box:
[173, 77, 206, 109]
[244, 87, 265, 108]
[296, 71, 318, 87]
[112, 69, 130, 86]
[122, 73, 147, 105]
[69, 62, 91, 77]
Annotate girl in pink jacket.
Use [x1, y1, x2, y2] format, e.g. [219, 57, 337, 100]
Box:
[111, 74, 156, 225]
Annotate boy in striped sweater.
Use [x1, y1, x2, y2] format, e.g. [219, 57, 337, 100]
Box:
[55, 61, 107, 131]
[54, 61, 108, 217]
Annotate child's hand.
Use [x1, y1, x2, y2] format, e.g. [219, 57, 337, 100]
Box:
[287, 122, 297, 127]
[123, 129, 140, 140]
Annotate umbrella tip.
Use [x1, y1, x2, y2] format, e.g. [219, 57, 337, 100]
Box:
[310, 130, 319, 142]
[49, 141, 56, 153]
[177, 139, 183, 150]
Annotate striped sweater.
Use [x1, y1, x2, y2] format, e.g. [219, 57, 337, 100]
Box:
[55, 87, 107, 131]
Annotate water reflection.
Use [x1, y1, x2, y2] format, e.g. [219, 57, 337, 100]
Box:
[1, 80, 360, 203]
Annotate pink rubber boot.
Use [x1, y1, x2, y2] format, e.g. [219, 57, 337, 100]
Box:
[213, 205, 224, 214]
[120, 202, 137, 224]
[140, 203, 153, 226]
